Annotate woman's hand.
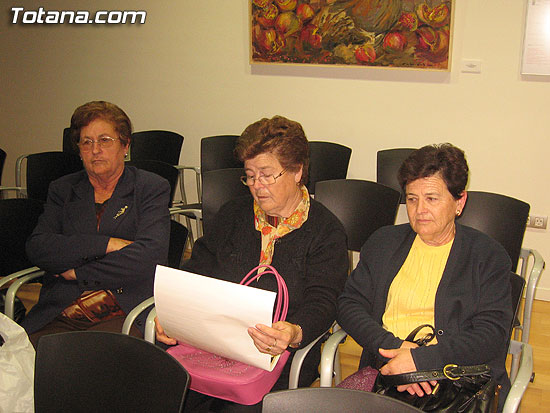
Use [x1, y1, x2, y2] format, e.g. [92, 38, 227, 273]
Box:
[56, 268, 77, 280]
[247, 321, 302, 356]
[154, 316, 177, 345]
[106, 237, 133, 254]
[379, 347, 437, 397]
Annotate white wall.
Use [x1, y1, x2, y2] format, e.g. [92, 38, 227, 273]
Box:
[1, 1, 549, 298]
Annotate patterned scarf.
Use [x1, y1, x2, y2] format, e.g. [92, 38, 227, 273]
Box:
[254, 185, 310, 267]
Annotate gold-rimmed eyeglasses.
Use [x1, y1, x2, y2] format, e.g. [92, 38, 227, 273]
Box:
[78, 136, 119, 152]
[240, 169, 286, 186]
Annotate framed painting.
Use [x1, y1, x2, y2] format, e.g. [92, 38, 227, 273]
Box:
[250, 0, 453, 70]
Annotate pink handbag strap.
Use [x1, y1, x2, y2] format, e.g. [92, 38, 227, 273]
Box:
[240, 265, 288, 323]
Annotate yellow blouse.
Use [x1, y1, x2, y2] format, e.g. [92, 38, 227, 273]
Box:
[382, 235, 453, 342]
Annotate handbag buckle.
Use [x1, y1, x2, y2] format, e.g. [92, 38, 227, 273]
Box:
[443, 364, 461, 380]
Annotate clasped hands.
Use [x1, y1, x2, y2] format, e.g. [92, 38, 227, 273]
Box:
[155, 319, 302, 357]
[379, 341, 437, 397]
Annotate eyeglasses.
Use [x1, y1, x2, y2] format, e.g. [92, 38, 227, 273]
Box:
[240, 169, 286, 186]
[78, 136, 119, 151]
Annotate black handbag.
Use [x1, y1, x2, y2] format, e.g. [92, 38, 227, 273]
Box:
[373, 325, 498, 412]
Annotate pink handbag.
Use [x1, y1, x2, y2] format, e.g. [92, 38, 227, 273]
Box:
[167, 265, 290, 405]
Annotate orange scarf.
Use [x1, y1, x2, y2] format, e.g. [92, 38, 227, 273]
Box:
[254, 185, 310, 267]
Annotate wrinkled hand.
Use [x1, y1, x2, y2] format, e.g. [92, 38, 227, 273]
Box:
[379, 347, 437, 397]
[56, 268, 76, 280]
[248, 321, 302, 356]
[155, 316, 177, 345]
[106, 237, 133, 254]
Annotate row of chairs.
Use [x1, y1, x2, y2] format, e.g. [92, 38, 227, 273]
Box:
[33, 330, 429, 413]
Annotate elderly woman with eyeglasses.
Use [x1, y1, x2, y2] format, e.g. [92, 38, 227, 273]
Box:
[22, 101, 170, 346]
[155, 115, 348, 413]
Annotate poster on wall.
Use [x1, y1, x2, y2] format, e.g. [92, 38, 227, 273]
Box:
[250, 0, 454, 70]
[521, 0, 550, 75]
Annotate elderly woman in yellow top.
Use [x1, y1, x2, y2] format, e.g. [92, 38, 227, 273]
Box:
[156, 115, 348, 412]
[338, 144, 512, 412]
[23, 101, 170, 346]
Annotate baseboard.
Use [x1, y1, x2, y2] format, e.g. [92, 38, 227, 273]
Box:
[534, 287, 550, 302]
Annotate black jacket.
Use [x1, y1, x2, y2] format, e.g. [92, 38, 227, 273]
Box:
[22, 166, 170, 334]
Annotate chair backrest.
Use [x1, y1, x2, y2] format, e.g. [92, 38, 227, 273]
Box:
[262, 387, 423, 413]
[0, 198, 44, 275]
[130, 130, 184, 165]
[456, 191, 530, 270]
[168, 219, 189, 269]
[126, 160, 179, 207]
[35, 331, 190, 413]
[62, 127, 80, 157]
[315, 179, 401, 252]
[200, 135, 243, 174]
[308, 141, 352, 194]
[509, 271, 526, 337]
[0, 147, 6, 185]
[376, 148, 416, 203]
[201, 168, 251, 235]
[23, 151, 83, 203]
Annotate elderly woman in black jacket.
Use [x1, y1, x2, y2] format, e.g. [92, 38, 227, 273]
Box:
[156, 116, 349, 413]
[23, 101, 170, 346]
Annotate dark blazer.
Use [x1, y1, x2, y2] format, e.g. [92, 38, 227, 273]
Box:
[182, 195, 349, 389]
[22, 166, 170, 334]
[338, 223, 513, 401]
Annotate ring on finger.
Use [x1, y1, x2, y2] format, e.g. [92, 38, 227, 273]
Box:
[266, 346, 271, 352]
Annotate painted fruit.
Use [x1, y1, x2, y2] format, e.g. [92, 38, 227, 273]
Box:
[275, 0, 298, 12]
[383, 31, 407, 52]
[275, 11, 302, 36]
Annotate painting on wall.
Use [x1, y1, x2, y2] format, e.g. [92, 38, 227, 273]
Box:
[250, 0, 453, 70]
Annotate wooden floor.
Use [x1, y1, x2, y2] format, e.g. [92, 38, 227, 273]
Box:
[15, 284, 550, 411]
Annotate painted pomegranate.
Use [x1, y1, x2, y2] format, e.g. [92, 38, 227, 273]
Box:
[256, 3, 279, 28]
[354, 44, 376, 63]
[383, 31, 407, 52]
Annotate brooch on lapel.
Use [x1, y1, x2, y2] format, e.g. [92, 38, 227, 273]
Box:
[114, 205, 128, 219]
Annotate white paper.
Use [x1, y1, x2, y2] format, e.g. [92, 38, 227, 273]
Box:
[154, 265, 278, 371]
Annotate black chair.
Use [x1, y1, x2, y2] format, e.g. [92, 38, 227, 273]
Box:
[35, 331, 190, 413]
[15, 151, 83, 202]
[457, 191, 529, 271]
[308, 141, 352, 194]
[376, 148, 416, 203]
[130, 130, 184, 166]
[62, 126, 80, 157]
[455, 191, 545, 344]
[179, 135, 246, 239]
[0, 148, 6, 185]
[0, 198, 43, 277]
[127, 159, 180, 207]
[200, 168, 251, 235]
[168, 219, 189, 270]
[262, 387, 422, 413]
[0, 198, 44, 322]
[315, 179, 401, 269]
[201, 135, 243, 174]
